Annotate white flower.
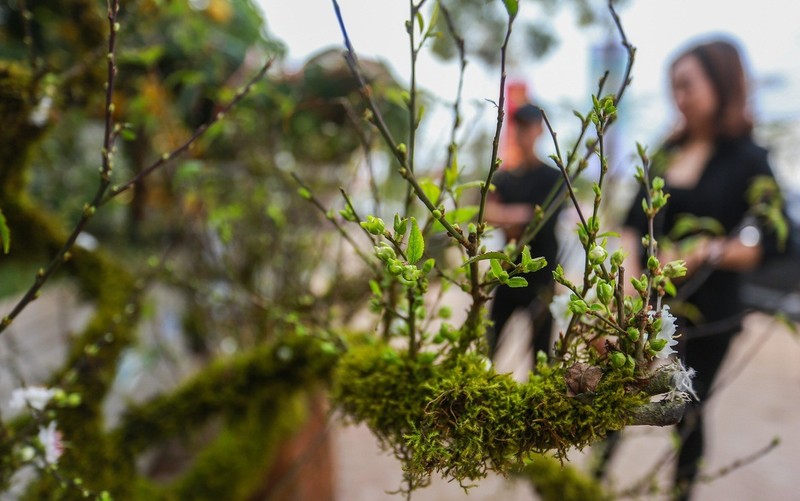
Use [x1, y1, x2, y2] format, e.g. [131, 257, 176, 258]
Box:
[29, 96, 53, 127]
[549, 293, 573, 335]
[75, 232, 99, 251]
[9, 386, 56, 412]
[671, 360, 698, 401]
[648, 305, 679, 359]
[37, 421, 63, 466]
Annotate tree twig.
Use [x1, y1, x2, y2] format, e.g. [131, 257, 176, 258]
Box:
[0, 0, 122, 335]
[330, 0, 470, 249]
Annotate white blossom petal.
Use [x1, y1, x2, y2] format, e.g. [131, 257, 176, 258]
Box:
[549, 293, 572, 335]
[648, 305, 679, 359]
[9, 386, 55, 412]
[672, 360, 698, 401]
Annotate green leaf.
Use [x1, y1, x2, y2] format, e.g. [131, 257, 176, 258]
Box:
[425, 1, 440, 38]
[0, 209, 9, 254]
[175, 160, 204, 184]
[462, 251, 513, 267]
[520, 245, 547, 273]
[419, 178, 441, 205]
[119, 128, 137, 141]
[503, 0, 519, 18]
[524, 257, 548, 274]
[369, 280, 382, 297]
[118, 45, 165, 66]
[445, 150, 459, 189]
[489, 259, 505, 279]
[407, 217, 424, 264]
[449, 206, 478, 223]
[506, 276, 528, 288]
[663, 278, 677, 297]
[431, 206, 479, 232]
[521, 245, 533, 263]
[393, 214, 408, 237]
[453, 180, 483, 201]
[774, 311, 799, 338]
[297, 187, 311, 200]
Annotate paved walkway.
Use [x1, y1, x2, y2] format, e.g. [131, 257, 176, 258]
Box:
[2, 285, 798, 500]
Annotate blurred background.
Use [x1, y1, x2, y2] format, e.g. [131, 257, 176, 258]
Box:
[0, 0, 798, 499]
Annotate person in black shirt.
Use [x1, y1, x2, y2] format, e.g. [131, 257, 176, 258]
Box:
[485, 103, 563, 362]
[621, 39, 785, 500]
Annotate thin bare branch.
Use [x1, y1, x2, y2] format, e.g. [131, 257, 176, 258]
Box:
[330, 0, 470, 249]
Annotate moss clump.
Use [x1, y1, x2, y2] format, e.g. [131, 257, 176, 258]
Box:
[332, 342, 647, 489]
[110, 332, 338, 499]
[116, 331, 339, 454]
[520, 455, 610, 501]
[0, 61, 42, 195]
[154, 392, 310, 501]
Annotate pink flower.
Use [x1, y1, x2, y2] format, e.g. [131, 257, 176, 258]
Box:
[37, 421, 63, 466]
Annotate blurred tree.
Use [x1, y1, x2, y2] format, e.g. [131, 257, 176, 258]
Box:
[0, 0, 405, 498]
[429, 0, 626, 65]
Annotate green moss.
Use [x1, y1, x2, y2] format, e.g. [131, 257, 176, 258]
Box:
[520, 455, 610, 501]
[0, 61, 42, 195]
[115, 332, 338, 500]
[332, 342, 647, 490]
[116, 332, 339, 454]
[160, 393, 308, 500]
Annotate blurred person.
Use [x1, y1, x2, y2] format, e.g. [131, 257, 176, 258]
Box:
[485, 103, 563, 362]
[620, 38, 787, 500]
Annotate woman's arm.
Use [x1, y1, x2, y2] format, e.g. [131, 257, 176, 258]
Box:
[683, 235, 763, 272]
[484, 192, 534, 241]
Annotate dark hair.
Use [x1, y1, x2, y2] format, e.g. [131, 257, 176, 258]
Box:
[512, 103, 543, 126]
[668, 39, 753, 144]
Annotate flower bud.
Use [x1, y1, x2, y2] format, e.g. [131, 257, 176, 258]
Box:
[609, 352, 626, 369]
[649, 338, 668, 352]
[568, 298, 589, 315]
[631, 275, 648, 294]
[360, 216, 385, 236]
[597, 282, 614, 305]
[402, 266, 418, 282]
[611, 249, 625, 268]
[588, 245, 608, 265]
[663, 260, 687, 278]
[375, 243, 396, 262]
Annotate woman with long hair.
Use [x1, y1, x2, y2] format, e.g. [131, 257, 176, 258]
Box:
[621, 38, 785, 500]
